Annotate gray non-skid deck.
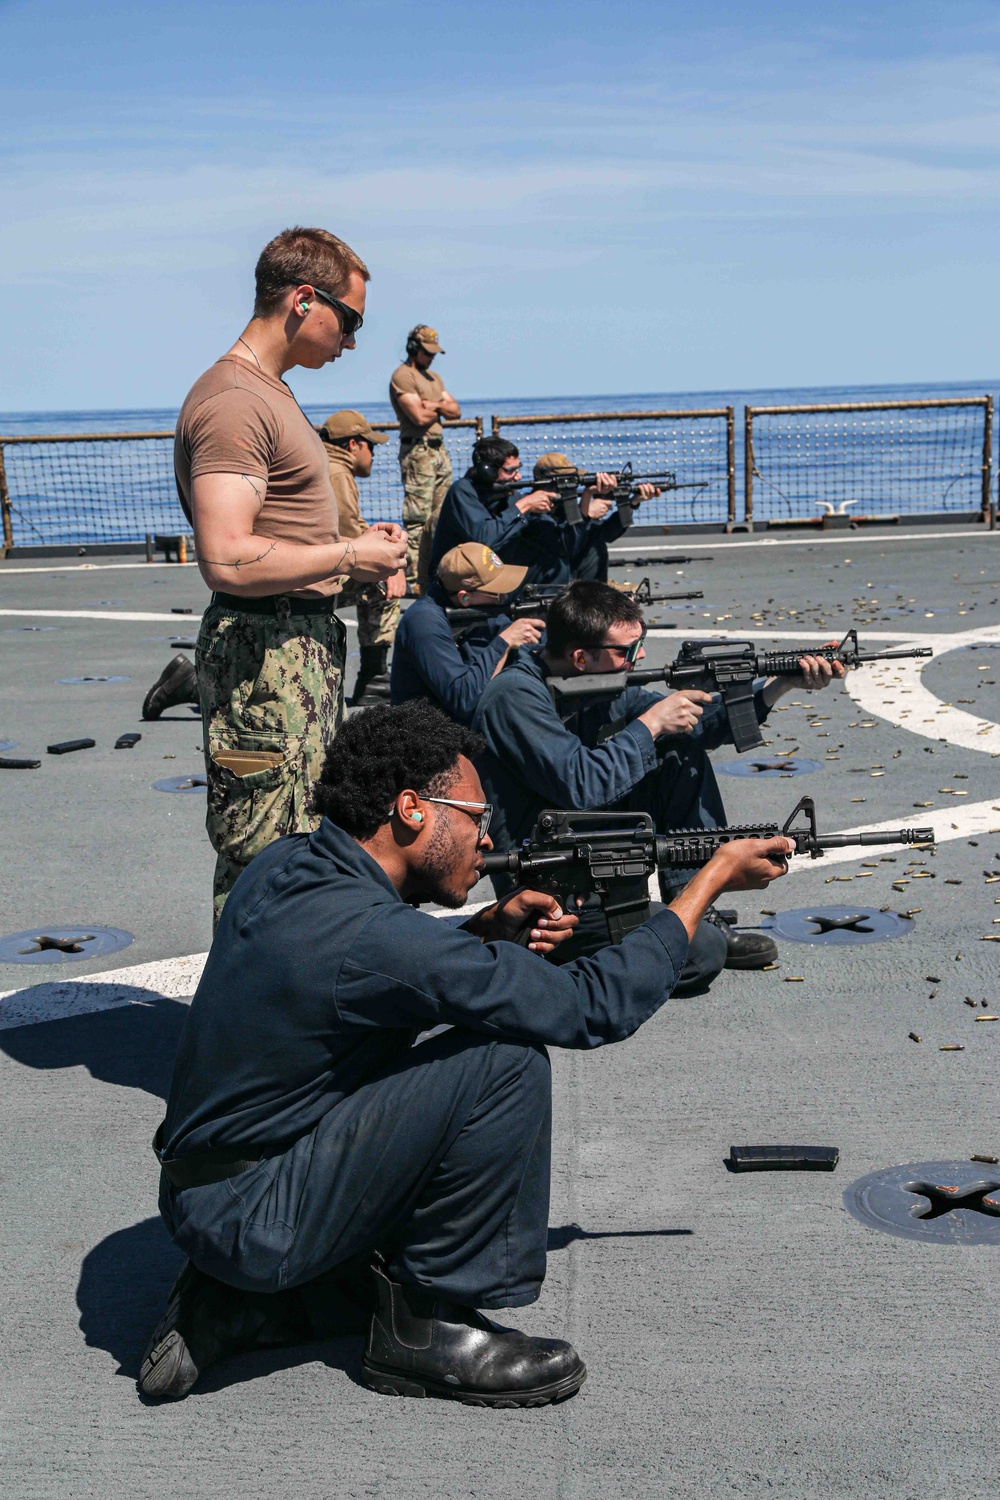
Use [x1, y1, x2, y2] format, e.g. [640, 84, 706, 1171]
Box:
[1, 525, 998, 1498]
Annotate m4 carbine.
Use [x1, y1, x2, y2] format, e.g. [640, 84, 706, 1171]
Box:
[548, 628, 933, 752]
[480, 798, 935, 944]
[493, 462, 708, 527]
[445, 578, 704, 638]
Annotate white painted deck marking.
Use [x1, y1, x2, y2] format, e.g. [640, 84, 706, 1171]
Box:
[4, 796, 997, 1031]
[0, 608, 356, 628]
[842, 623, 1000, 753]
[611, 527, 999, 555]
[0, 561, 198, 575]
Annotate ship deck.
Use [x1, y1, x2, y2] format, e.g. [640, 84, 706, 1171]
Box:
[1, 522, 998, 1499]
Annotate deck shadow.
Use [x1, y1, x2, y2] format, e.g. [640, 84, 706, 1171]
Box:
[78, 1215, 366, 1392]
[547, 1222, 692, 1249]
[0, 991, 188, 1099]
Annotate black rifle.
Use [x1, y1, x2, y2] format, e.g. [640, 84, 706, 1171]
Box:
[481, 798, 934, 944]
[608, 553, 713, 566]
[548, 628, 933, 753]
[444, 578, 704, 639]
[492, 463, 708, 527]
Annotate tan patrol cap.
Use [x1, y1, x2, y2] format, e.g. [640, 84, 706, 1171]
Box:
[437, 542, 527, 598]
[411, 324, 444, 354]
[533, 451, 577, 480]
[320, 410, 389, 445]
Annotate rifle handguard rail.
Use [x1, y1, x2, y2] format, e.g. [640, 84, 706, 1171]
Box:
[480, 798, 935, 879]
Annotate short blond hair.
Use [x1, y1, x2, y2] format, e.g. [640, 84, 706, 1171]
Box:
[254, 226, 369, 316]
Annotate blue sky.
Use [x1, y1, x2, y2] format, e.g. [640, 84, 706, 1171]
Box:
[1, 0, 999, 411]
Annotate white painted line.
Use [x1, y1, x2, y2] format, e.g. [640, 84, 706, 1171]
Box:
[610, 527, 999, 556]
[0, 952, 208, 1031]
[0, 608, 356, 628]
[0, 561, 198, 575]
[647, 626, 920, 643]
[0, 608, 201, 622]
[842, 623, 1000, 754]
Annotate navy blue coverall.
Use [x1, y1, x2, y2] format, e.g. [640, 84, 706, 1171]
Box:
[428, 474, 626, 589]
[389, 583, 511, 725]
[473, 649, 771, 988]
[157, 820, 690, 1309]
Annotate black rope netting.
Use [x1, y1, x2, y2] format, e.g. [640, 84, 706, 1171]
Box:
[0, 400, 990, 546]
[747, 401, 990, 523]
[0, 423, 485, 545]
[493, 412, 733, 527]
[1, 435, 181, 546]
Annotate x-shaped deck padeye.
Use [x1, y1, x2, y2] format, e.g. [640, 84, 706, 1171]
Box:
[804, 911, 875, 935]
[18, 933, 95, 955]
[906, 1181, 1000, 1221]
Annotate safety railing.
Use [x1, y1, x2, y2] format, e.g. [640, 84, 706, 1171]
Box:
[491, 408, 736, 529]
[744, 396, 995, 529]
[2, 398, 997, 552]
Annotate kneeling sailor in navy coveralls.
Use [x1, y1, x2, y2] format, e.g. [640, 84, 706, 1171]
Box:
[390, 541, 544, 725]
[141, 700, 792, 1407]
[474, 581, 845, 987]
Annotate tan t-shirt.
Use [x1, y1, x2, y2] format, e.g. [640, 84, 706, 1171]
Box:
[325, 441, 367, 541]
[174, 355, 342, 598]
[389, 362, 445, 442]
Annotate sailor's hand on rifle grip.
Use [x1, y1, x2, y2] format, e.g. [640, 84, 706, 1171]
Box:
[492, 890, 579, 954]
[515, 490, 555, 515]
[710, 836, 794, 891]
[500, 617, 545, 648]
[638, 689, 713, 739]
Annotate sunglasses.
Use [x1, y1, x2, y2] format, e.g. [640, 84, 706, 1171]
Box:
[586, 625, 647, 666]
[422, 796, 493, 843]
[310, 287, 364, 338]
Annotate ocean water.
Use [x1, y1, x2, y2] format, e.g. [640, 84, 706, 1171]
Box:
[1, 379, 996, 544]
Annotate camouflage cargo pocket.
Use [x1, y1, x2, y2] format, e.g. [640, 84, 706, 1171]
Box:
[206, 728, 308, 867]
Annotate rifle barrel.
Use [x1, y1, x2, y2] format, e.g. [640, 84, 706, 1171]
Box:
[816, 828, 935, 849]
[643, 590, 702, 603]
[854, 647, 933, 662]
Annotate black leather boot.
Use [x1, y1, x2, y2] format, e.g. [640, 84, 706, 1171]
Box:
[362, 1256, 586, 1407]
[348, 645, 391, 707]
[142, 653, 199, 720]
[706, 907, 779, 969]
[138, 1261, 310, 1400]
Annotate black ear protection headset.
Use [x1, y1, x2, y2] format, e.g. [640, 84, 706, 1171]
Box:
[406, 328, 428, 359]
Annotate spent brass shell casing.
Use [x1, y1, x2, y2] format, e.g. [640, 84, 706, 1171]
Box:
[974, 1015, 998, 1022]
[939, 1044, 965, 1051]
[908, 1033, 922, 1043]
[971, 1154, 1000, 1165]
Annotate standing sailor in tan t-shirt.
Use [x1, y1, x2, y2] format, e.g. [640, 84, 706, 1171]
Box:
[319, 409, 406, 706]
[174, 225, 406, 923]
[389, 325, 461, 593]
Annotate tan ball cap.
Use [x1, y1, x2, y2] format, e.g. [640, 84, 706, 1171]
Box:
[320, 410, 389, 445]
[411, 324, 445, 354]
[533, 451, 577, 480]
[437, 542, 527, 598]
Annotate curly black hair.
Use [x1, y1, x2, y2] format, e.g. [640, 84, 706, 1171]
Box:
[312, 701, 485, 838]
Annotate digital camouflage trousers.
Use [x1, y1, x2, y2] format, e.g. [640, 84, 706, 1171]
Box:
[196, 597, 346, 925]
[336, 577, 401, 648]
[400, 441, 453, 591]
